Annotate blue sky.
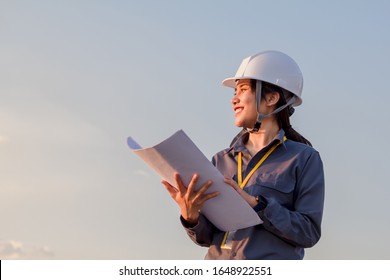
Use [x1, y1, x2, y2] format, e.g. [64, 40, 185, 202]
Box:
[1, 0, 390, 259]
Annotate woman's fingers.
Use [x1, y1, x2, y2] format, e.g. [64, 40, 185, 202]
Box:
[161, 180, 178, 199]
[195, 179, 214, 198]
[165, 173, 218, 206]
[223, 177, 257, 207]
[174, 173, 187, 195]
[224, 177, 240, 191]
[198, 190, 220, 205]
[187, 173, 199, 194]
[194, 179, 217, 202]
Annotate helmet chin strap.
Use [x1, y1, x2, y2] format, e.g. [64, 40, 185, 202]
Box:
[246, 80, 296, 133]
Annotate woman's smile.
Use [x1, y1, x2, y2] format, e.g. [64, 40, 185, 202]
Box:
[234, 106, 244, 115]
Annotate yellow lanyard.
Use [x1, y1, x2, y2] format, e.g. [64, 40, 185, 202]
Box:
[221, 136, 286, 250]
[237, 136, 286, 188]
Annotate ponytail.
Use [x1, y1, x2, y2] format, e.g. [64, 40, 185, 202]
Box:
[261, 81, 312, 147]
[277, 103, 312, 147]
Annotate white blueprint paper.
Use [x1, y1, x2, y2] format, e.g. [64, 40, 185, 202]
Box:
[127, 130, 262, 231]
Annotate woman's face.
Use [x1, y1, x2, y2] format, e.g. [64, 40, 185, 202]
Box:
[231, 79, 258, 128]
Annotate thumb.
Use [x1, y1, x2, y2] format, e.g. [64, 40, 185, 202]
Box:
[224, 177, 241, 191]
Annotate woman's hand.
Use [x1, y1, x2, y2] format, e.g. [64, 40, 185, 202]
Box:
[162, 173, 219, 226]
[224, 177, 258, 207]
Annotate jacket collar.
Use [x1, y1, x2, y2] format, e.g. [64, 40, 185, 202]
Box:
[226, 129, 287, 155]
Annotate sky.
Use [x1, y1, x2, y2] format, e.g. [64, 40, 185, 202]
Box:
[1, 0, 390, 260]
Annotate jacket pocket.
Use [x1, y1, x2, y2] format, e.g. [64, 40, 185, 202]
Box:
[255, 172, 295, 193]
[247, 173, 295, 207]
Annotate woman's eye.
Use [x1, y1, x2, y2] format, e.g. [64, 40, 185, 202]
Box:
[234, 86, 249, 96]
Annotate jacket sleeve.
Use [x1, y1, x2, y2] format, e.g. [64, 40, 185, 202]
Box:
[180, 214, 218, 247]
[258, 151, 325, 248]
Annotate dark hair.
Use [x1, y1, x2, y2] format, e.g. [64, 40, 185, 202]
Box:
[251, 80, 312, 147]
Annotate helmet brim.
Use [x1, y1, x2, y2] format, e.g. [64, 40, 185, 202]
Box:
[222, 76, 302, 107]
[221, 76, 258, 88]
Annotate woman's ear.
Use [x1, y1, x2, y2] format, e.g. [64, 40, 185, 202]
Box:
[265, 91, 280, 106]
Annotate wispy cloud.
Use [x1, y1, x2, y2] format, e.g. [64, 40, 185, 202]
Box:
[0, 240, 22, 259]
[134, 169, 150, 177]
[0, 240, 54, 259]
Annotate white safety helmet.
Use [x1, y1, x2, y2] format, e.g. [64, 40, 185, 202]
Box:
[222, 50, 304, 132]
[222, 50, 303, 106]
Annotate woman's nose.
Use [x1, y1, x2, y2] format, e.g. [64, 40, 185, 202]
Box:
[232, 96, 239, 105]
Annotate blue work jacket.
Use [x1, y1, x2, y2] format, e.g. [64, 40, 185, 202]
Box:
[181, 129, 325, 260]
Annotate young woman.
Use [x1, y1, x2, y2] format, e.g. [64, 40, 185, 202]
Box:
[162, 50, 325, 259]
